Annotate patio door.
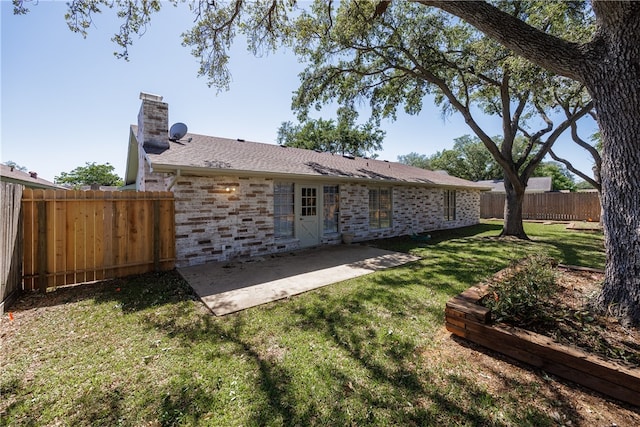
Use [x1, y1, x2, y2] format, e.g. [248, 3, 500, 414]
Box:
[296, 185, 320, 248]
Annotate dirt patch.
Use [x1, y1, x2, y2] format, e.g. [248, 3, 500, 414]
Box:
[524, 267, 640, 368]
[566, 221, 603, 231]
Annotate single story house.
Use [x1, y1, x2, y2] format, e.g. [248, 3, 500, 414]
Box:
[125, 93, 490, 267]
[476, 177, 553, 193]
[0, 164, 64, 190]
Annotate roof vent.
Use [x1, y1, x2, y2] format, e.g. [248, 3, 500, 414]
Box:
[237, 138, 245, 142]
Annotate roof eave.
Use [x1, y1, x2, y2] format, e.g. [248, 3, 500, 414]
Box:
[0, 177, 63, 190]
[149, 162, 486, 190]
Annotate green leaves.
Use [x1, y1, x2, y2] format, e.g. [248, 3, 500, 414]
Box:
[63, 0, 167, 61]
[482, 255, 559, 326]
[277, 107, 384, 158]
[54, 162, 123, 188]
[398, 134, 503, 181]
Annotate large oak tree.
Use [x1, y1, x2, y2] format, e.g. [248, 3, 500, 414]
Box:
[422, 0, 640, 324]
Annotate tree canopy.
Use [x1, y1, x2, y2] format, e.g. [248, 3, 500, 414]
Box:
[531, 162, 575, 192]
[399, 135, 576, 191]
[276, 108, 384, 158]
[54, 162, 123, 188]
[549, 126, 601, 193]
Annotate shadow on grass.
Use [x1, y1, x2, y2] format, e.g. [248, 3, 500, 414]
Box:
[368, 222, 504, 253]
[132, 274, 567, 426]
[6, 270, 194, 315]
[535, 232, 605, 268]
[3, 222, 609, 426]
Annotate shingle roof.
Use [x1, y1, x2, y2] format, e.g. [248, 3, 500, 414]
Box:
[133, 126, 489, 190]
[0, 164, 63, 190]
[476, 177, 553, 193]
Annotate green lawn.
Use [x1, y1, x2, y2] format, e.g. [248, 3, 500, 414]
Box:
[1, 221, 607, 426]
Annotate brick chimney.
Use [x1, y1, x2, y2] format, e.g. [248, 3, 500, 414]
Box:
[137, 92, 170, 153]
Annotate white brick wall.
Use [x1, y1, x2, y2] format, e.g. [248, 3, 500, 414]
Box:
[138, 166, 482, 266]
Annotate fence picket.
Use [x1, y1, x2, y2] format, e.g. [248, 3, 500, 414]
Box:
[21, 190, 175, 291]
[480, 192, 601, 222]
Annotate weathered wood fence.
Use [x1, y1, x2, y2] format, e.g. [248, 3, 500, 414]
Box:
[481, 192, 601, 222]
[1, 183, 24, 314]
[22, 189, 176, 292]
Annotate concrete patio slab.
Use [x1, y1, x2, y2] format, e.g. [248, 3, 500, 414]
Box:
[178, 244, 420, 316]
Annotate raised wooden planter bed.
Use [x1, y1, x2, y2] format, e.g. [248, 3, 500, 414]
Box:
[445, 269, 640, 407]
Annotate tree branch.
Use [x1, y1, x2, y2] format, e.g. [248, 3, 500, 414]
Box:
[548, 149, 601, 191]
[414, 0, 589, 82]
[521, 101, 593, 181]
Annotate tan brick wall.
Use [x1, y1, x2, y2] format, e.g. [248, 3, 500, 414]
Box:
[339, 183, 370, 239]
[393, 186, 441, 235]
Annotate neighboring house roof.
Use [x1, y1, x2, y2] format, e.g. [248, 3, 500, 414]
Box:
[476, 177, 553, 193]
[0, 164, 64, 190]
[127, 125, 490, 190]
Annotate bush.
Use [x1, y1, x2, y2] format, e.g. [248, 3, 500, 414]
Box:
[482, 255, 559, 326]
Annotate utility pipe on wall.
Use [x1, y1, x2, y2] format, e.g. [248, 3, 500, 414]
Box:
[167, 169, 181, 191]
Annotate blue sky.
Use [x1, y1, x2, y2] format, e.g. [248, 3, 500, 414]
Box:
[1, 1, 597, 182]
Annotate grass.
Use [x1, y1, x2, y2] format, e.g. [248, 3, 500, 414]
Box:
[1, 221, 608, 426]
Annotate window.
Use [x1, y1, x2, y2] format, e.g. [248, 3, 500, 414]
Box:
[444, 189, 456, 221]
[301, 187, 317, 216]
[323, 185, 339, 233]
[369, 187, 392, 229]
[274, 182, 294, 238]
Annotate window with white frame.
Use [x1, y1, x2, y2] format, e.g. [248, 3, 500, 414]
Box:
[444, 189, 456, 221]
[369, 187, 392, 229]
[274, 182, 294, 238]
[323, 185, 339, 233]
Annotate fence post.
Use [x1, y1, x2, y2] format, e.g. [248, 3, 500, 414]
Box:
[37, 200, 47, 293]
[153, 198, 160, 272]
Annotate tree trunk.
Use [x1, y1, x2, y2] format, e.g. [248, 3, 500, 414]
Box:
[582, 9, 640, 324]
[500, 177, 528, 239]
[589, 67, 640, 325]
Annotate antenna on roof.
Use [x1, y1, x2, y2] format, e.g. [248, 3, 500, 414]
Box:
[169, 122, 189, 142]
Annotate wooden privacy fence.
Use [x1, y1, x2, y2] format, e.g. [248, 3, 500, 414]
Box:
[480, 192, 601, 222]
[22, 190, 175, 292]
[1, 183, 23, 313]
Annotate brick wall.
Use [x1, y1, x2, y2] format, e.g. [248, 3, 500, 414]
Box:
[338, 183, 481, 243]
[439, 189, 481, 230]
[138, 165, 481, 266]
[393, 186, 441, 235]
[137, 96, 170, 152]
[339, 183, 370, 239]
[174, 176, 282, 266]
